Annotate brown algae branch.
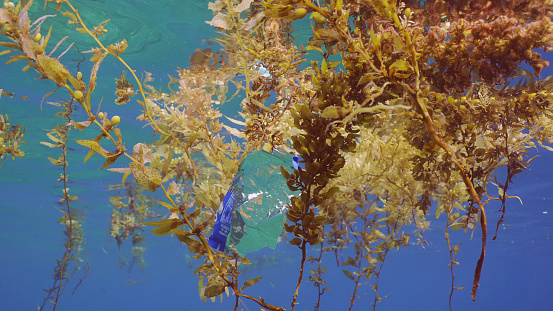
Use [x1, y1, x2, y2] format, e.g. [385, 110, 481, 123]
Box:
[388, 5, 488, 300]
[291, 240, 308, 310]
[64, 0, 198, 178]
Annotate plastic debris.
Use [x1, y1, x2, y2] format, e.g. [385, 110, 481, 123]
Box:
[208, 150, 299, 254]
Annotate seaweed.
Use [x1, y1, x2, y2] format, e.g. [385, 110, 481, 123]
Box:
[0, 112, 25, 168]
[38, 97, 88, 311]
[2, 0, 553, 310]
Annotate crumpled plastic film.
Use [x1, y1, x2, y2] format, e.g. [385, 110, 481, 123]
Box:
[208, 150, 299, 254]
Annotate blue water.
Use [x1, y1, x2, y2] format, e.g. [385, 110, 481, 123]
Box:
[1, 1, 552, 310]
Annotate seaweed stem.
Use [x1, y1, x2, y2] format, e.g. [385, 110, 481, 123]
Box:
[291, 239, 308, 310]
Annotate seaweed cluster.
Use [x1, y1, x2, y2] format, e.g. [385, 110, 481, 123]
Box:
[2, 0, 553, 310]
[0, 111, 25, 168]
[107, 183, 159, 275]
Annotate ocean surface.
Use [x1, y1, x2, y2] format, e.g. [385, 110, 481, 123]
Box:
[1, 1, 552, 310]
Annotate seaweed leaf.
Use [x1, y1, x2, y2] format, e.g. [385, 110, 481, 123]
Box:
[36, 54, 70, 86]
[99, 152, 123, 169]
[204, 284, 225, 298]
[129, 162, 162, 191]
[141, 218, 185, 236]
[75, 139, 113, 160]
[343, 269, 355, 280]
[241, 276, 263, 291]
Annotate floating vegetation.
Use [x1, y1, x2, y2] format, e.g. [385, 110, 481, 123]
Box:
[0, 112, 25, 168]
[38, 96, 88, 310]
[38, 211, 88, 311]
[107, 182, 160, 277]
[2, 0, 553, 310]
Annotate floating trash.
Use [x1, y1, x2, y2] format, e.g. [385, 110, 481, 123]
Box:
[208, 150, 299, 254]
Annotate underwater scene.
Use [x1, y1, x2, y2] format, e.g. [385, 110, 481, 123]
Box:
[1, 0, 553, 310]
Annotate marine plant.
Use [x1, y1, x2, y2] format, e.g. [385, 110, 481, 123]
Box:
[107, 182, 160, 279]
[1, 0, 553, 310]
[0, 110, 25, 168]
[39, 97, 88, 310]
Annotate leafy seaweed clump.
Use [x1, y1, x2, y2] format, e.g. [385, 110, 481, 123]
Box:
[0, 112, 25, 168]
[2, 0, 553, 310]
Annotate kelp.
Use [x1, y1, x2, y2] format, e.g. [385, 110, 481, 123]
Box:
[2, 0, 553, 310]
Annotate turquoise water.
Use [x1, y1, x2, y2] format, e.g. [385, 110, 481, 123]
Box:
[1, 1, 553, 310]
